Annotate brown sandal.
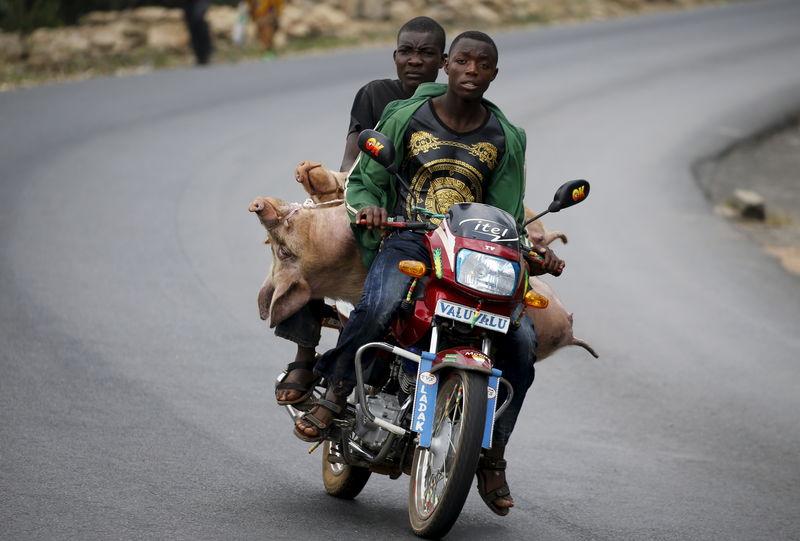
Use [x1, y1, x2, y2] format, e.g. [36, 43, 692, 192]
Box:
[293, 390, 346, 442]
[275, 359, 320, 406]
[476, 450, 514, 516]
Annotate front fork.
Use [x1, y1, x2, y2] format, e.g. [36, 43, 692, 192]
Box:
[353, 323, 513, 453]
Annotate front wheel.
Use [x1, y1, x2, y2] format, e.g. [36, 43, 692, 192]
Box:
[321, 440, 372, 499]
[408, 369, 488, 538]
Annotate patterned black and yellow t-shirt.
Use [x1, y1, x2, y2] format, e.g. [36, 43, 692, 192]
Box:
[395, 100, 506, 222]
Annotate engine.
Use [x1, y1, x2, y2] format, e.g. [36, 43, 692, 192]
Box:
[354, 392, 404, 450]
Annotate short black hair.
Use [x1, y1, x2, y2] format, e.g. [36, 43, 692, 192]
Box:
[397, 17, 446, 53]
[449, 30, 498, 61]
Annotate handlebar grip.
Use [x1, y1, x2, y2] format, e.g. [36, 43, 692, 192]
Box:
[526, 250, 563, 277]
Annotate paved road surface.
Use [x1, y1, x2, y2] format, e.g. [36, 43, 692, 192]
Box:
[2, 1, 799, 539]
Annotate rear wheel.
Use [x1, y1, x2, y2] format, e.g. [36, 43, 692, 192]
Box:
[408, 370, 488, 538]
[321, 440, 371, 499]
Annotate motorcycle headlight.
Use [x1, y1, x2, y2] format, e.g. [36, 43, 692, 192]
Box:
[455, 249, 520, 297]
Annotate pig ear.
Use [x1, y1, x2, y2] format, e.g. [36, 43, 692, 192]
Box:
[268, 273, 312, 327]
[258, 275, 275, 321]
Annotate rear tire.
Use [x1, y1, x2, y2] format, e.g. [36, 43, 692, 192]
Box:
[321, 440, 371, 499]
[408, 370, 488, 538]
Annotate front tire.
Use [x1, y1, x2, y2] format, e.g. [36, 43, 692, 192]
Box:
[408, 370, 488, 538]
[321, 440, 371, 499]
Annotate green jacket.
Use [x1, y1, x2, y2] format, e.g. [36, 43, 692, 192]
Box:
[344, 82, 528, 267]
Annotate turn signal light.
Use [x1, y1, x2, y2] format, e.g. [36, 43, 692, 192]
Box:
[398, 260, 427, 278]
[524, 290, 549, 309]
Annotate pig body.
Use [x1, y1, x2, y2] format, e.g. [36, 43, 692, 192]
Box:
[250, 191, 597, 361]
[527, 277, 599, 360]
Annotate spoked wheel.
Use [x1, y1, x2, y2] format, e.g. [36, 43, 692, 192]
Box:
[321, 440, 371, 499]
[408, 370, 488, 538]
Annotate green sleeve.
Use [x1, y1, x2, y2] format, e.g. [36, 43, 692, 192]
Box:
[344, 112, 409, 267]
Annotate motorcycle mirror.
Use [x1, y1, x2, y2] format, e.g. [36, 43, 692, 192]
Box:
[548, 180, 590, 212]
[357, 129, 396, 172]
[522, 179, 590, 229]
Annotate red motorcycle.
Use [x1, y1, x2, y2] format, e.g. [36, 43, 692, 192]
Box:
[281, 129, 589, 538]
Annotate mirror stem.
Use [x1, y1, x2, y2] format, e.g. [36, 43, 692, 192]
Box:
[523, 209, 549, 228]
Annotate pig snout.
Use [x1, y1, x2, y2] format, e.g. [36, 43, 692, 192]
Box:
[249, 197, 281, 229]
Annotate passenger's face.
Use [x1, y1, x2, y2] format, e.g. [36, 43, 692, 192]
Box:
[444, 38, 498, 101]
[394, 31, 445, 94]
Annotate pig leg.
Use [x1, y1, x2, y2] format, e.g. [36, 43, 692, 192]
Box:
[543, 230, 568, 246]
[523, 214, 569, 247]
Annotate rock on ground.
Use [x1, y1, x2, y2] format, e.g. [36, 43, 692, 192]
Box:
[697, 114, 800, 276]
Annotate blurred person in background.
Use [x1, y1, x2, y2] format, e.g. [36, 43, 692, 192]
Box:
[248, 0, 284, 52]
[183, 0, 212, 65]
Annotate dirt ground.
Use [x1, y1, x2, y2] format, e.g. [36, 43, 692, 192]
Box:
[696, 113, 800, 276]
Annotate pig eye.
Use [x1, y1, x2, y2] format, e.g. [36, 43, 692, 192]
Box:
[277, 245, 294, 260]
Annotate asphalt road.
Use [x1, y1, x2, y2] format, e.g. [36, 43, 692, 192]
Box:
[2, 1, 800, 539]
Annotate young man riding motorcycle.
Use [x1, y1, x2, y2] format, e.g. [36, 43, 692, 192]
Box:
[294, 31, 565, 516]
[273, 17, 447, 407]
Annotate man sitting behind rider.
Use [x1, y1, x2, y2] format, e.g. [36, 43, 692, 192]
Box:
[295, 31, 565, 516]
[274, 17, 447, 406]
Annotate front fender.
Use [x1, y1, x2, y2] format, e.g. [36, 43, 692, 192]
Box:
[429, 347, 494, 375]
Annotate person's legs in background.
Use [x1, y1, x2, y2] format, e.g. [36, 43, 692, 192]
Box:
[184, 0, 212, 65]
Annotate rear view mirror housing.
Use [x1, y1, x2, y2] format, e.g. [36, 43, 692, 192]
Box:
[548, 180, 590, 213]
[357, 129, 396, 172]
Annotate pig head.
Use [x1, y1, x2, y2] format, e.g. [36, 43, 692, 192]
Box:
[249, 196, 366, 327]
[294, 161, 347, 204]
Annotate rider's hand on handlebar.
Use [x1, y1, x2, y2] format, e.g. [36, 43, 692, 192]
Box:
[357, 206, 389, 230]
[526, 245, 566, 276]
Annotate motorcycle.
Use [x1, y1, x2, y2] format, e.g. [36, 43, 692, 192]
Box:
[280, 129, 590, 538]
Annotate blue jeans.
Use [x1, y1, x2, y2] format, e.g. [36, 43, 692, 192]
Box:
[315, 231, 537, 447]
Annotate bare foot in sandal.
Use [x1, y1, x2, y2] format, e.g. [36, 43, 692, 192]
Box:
[476, 445, 514, 516]
[294, 388, 347, 442]
[275, 347, 319, 405]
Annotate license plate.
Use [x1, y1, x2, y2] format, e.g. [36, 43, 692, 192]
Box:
[435, 300, 511, 334]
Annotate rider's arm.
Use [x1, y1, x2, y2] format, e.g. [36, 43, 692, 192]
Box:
[344, 110, 406, 223]
[339, 131, 360, 173]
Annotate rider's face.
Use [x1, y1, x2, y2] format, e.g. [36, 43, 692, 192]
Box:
[444, 38, 498, 102]
[394, 31, 445, 96]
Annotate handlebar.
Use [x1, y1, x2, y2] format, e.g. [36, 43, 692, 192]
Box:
[358, 219, 435, 231]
